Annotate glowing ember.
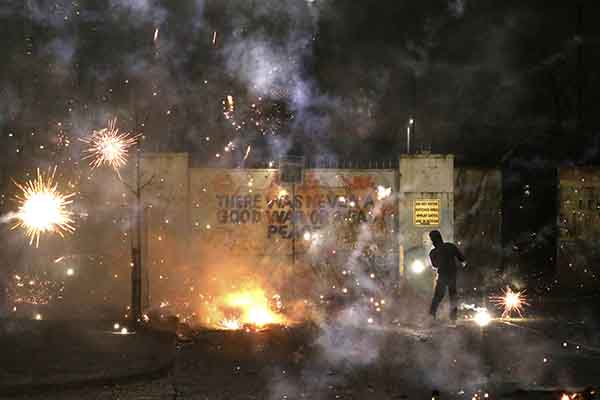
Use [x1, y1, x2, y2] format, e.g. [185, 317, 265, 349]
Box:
[218, 289, 286, 330]
[12, 167, 75, 247]
[81, 118, 139, 172]
[490, 287, 529, 318]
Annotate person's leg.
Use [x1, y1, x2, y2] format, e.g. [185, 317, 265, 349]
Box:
[448, 276, 458, 321]
[430, 277, 447, 318]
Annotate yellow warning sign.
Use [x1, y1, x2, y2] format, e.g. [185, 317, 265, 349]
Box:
[414, 199, 440, 226]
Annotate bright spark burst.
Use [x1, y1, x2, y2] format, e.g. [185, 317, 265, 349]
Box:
[490, 287, 529, 318]
[12, 167, 75, 247]
[81, 118, 139, 171]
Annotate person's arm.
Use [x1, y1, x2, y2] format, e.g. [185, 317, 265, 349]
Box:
[429, 249, 438, 272]
[453, 244, 467, 266]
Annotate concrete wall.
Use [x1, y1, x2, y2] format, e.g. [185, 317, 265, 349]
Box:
[119, 153, 503, 307]
[5, 152, 504, 318]
[558, 167, 600, 289]
[398, 155, 454, 294]
[187, 168, 398, 295]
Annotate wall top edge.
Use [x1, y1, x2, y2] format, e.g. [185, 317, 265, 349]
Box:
[399, 154, 454, 160]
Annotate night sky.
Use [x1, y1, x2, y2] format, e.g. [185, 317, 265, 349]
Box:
[1, 0, 600, 285]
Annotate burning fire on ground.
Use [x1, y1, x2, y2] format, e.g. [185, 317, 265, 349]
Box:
[199, 287, 289, 332]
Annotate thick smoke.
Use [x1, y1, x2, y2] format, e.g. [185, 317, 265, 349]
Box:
[448, 0, 467, 17]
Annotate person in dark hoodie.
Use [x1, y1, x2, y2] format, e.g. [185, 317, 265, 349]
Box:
[428, 230, 466, 323]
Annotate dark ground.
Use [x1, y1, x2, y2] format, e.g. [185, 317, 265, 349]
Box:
[2, 310, 599, 400]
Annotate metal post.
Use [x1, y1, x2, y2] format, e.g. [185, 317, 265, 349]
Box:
[407, 117, 415, 154]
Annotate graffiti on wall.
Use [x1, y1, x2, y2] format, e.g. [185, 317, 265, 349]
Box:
[191, 169, 396, 258]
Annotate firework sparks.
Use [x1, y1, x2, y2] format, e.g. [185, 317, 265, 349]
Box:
[212, 31, 218, 46]
[81, 118, 139, 172]
[490, 287, 529, 318]
[244, 145, 252, 161]
[12, 167, 75, 247]
[153, 27, 159, 42]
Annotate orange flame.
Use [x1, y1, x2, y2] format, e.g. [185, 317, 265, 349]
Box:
[217, 288, 285, 330]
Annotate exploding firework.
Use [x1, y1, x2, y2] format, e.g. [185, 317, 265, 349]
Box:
[81, 118, 139, 172]
[12, 167, 75, 247]
[490, 287, 529, 318]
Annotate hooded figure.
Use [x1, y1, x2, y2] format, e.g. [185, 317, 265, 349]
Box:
[428, 230, 466, 322]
